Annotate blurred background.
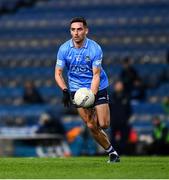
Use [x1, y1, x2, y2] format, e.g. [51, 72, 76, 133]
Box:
[0, 0, 169, 157]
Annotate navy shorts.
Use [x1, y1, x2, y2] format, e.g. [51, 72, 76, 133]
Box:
[70, 88, 109, 108]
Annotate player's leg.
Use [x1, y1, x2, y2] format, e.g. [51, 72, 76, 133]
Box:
[77, 107, 111, 150]
[95, 103, 120, 162]
[95, 103, 111, 148]
[95, 103, 110, 129]
[94, 87, 120, 162]
[77, 107, 119, 162]
[71, 89, 119, 162]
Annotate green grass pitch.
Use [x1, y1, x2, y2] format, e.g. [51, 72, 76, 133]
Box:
[0, 156, 169, 179]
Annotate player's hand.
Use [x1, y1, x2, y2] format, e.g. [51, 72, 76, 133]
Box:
[62, 89, 71, 107]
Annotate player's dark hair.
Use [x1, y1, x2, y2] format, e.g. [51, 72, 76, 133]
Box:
[70, 17, 88, 27]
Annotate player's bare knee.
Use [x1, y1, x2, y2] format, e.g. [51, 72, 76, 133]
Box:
[99, 121, 110, 129]
[87, 122, 94, 129]
[100, 124, 108, 129]
[81, 114, 91, 124]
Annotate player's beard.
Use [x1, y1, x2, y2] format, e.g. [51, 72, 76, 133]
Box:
[73, 36, 85, 48]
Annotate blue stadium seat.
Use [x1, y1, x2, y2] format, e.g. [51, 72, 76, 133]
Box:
[132, 103, 165, 114]
[0, 0, 169, 135]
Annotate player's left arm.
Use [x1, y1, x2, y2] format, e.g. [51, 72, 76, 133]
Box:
[90, 67, 100, 95]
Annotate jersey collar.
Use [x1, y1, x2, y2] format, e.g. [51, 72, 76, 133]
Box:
[70, 38, 89, 49]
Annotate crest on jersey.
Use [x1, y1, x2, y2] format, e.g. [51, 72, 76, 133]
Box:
[85, 56, 90, 61]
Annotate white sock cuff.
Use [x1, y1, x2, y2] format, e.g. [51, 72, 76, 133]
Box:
[109, 151, 118, 156]
[105, 145, 113, 153]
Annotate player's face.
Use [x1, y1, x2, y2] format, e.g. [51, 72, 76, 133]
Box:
[70, 22, 88, 45]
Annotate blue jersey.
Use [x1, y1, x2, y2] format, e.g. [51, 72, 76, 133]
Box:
[56, 38, 109, 92]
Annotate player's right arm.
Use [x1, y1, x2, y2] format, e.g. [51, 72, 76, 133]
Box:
[55, 67, 67, 91]
[55, 46, 71, 107]
[55, 46, 67, 90]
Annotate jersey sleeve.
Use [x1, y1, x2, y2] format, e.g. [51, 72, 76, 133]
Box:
[56, 46, 66, 69]
[92, 45, 103, 68]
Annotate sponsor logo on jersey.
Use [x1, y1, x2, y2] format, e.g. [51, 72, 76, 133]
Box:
[70, 65, 91, 73]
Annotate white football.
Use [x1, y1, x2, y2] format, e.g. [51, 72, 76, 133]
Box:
[74, 88, 95, 108]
